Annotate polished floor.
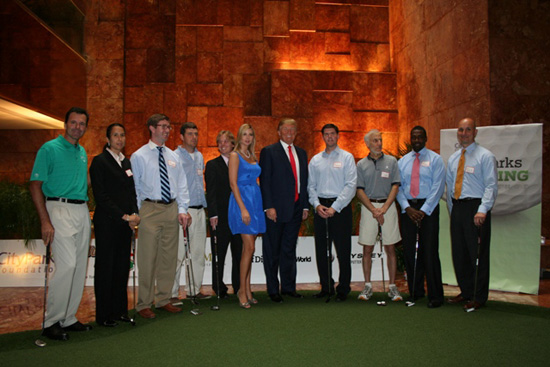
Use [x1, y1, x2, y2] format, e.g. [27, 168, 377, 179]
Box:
[1, 277, 549, 335]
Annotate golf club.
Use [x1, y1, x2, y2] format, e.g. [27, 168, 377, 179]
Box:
[183, 225, 202, 315]
[377, 301, 387, 306]
[210, 226, 221, 311]
[465, 225, 482, 313]
[406, 223, 420, 307]
[378, 223, 386, 293]
[325, 217, 332, 303]
[35, 242, 52, 347]
[129, 227, 137, 325]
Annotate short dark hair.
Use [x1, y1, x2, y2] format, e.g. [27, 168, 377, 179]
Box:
[411, 125, 427, 137]
[65, 107, 89, 126]
[321, 123, 339, 134]
[106, 123, 125, 138]
[146, 114, 170, 135]
[180, 122, 198, 135]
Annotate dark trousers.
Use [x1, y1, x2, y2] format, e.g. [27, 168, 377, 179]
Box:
[94, 216, 132, 323]
[314, 200, 352, 296]
[402, 202, 444, 302]
[262, 201, 302, 295]
[210, 223, 242, 296]
[450, 199, 491, 304]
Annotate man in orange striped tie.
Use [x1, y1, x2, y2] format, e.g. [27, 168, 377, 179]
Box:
[446, 118, 498, 311]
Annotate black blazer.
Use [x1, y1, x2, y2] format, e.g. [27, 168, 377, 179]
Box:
[90, 150, 138, 222]
[205, 155, 231, 226]
[259, 142, 308, 223]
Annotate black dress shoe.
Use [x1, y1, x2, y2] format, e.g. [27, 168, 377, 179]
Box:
[335, 293, 347, 302]
[312, 291, 334, 298]
[281, 291, 304, 298]
[64, 321, 92, 332]
[42, 322, 69, 341]
[269, 293, 283, 303]
[99, 320, 118, 327]
[218, 292, 230, 299]
[427, 301, 442, 308]
[118, 314, 133, 323]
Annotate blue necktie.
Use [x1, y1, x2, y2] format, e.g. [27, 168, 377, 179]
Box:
[157, 146, 171, 203]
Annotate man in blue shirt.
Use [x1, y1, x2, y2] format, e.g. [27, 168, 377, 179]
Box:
[130, 114, 191, 319]
[397, 126, 445, 308]
[172, 122, 209, 302]
[308, 124, 357, 302]
[446, 118, 498, 311]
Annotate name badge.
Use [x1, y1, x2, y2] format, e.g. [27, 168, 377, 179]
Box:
[381, 171, 390, 178]
[421, 161, 430, 167]
[125, 169, 133, 177]
[167, 160, 176, 168]
[465, 166, 475, 174]
[197, 169, 202, 176]
[333, 162, 342, 168]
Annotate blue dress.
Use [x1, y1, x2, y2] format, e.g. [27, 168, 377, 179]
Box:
[228, 153, 266, 235]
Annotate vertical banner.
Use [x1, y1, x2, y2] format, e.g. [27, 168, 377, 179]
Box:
[440, 124, 542, 294]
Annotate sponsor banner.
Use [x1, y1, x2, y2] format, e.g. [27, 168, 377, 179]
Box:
[1, 236, 383, 287]
[440, 124, 542, 294]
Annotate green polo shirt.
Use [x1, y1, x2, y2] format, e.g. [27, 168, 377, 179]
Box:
[30, 135, 88, 201]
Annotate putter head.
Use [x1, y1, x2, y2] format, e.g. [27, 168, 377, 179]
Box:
[34, 339, 46, 347]
[405, 301, 415, 307]
[130, 318, 136, 326]
[210, 305, 220, 311]
[465, 306, 476, 313]
[376, 301, 387, 306]
[190, 309, 203, 316]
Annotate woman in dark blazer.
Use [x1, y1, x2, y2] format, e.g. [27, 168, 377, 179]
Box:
[90, 123, 140, 327]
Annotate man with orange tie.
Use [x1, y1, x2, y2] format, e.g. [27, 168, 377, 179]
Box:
[396, 126, 445, 308]
[260, 118, 309, 303]
[446, 118, 498, 311]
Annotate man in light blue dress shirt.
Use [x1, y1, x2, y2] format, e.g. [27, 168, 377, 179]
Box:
[172, 122, 210, 302]
[446, 118, 498, 311]
[397, 126, 445, 308]
[130, 114, 191, 319]
[308, 124, 357, 302]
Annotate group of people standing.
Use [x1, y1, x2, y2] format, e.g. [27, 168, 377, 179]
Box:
[29, 106, 497, 342]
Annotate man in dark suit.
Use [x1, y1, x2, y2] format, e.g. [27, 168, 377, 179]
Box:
[205, 130, 242, 298]
[260, 118, 309, 303]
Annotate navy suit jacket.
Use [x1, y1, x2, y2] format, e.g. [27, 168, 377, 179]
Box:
[259, 142, 308, 223]
[205, 155, 231, 229]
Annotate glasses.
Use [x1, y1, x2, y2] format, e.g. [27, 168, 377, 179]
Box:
[157, 124, 172, 130]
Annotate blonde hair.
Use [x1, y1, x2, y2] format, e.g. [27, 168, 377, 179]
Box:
[234, 123, 257, 161]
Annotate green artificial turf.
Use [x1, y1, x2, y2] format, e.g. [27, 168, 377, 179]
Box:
[1, 291, 549, 366]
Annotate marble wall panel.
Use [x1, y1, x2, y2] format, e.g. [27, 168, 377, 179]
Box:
[188, 83, 224, 106]
[164, 85, 187, 123]
[224, 26, 263, 42]
[244, 116, 278, 150]
[126, 14, 173, 49]
[424, 0, 459, 29]
[289, 31, 326, 64]
[313, 91, 353, 131]
[217, 0, 250, 26]
[290, 0, 315, 30]
[250, 0, 263, 26]
[160, 0, 177, 15]
[29, 88, 51, 111]
[223, 74, 244, 107]
[141, 84, 165, 119]
[293, 117, 314, 158]
[208, 107, 244, 146]
[188, 106, 208, 131]
[125, 49, 147, 86]
[176, 55, 197, 86]
[223, 41, 263, 74]
[197, 26, 224, 52]
[350, 43, 391, 72]
[323, 54, 353, 71]
[264, 1, 289, 36]
[264, 36, 290, 64]
[352, 72, 397, 111]
[425, 12, 453, 69]
[197, 52, 223, 83]
[88, 59, 123, 100]
[325, 32, 351, 54]
[353, 111, 398, 133]
[86, 21, 124, 60]
[146, 48, 175, 83]
[86, 97, 123, 130]
[28, 49, 50, 88]
[176, 0, 219, 25]
[176, 26, 197, 57]
[315, 3, 350, 32]
[452, 0, 488, 55]
[243, 73, 271, 116]
[124, 87, 145, 113]
[126, 0, 158, 15]
[272, 70, 313, 117]
[350, 5, 389, 43]
[313, 71, 353, 91]
[452, 43, 490, 108]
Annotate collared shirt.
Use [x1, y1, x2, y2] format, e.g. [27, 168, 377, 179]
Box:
[308, 146, 357, 213]
[30, 135, 88, 201]
[396, 147, 445, 215]
[356, 153, 400, 200]
[130, 140, 190, 214]
[106, 147, 124, 167]
[446, 142, 498, 214]
[176, 146, 207, 208]
[279, 140, 302, 194]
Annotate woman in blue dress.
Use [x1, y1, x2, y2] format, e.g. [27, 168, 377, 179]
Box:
[228, 123, 266, 308]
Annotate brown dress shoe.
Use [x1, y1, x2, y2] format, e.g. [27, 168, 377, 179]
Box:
[159, 303, 182, 313]
[464, 301, 483, 311]
[447, 295, 466, 304]
[138, 308, 156, 319]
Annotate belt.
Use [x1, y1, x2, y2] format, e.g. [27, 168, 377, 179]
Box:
[46, 197, 85, 204]
[189, 205, 203, 210]
[371, 198, 386, 203]
[145, 198, 175, 205]
[409, 198, 426, 204]
[319, 197, 337, 205]
[452, 197, 481, 204]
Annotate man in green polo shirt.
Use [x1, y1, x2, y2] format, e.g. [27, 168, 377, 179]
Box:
[30, 107, 93, 341]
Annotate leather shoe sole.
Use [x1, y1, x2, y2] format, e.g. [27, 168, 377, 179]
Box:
[159, 303, 182, 313]
[138, 308, 156, 319]
[281, 291, 304, 298]
[447, 295, 466, 304]
[63, 321, 92, 332]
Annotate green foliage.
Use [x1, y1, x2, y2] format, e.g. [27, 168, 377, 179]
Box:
[0, 180, 41, 246]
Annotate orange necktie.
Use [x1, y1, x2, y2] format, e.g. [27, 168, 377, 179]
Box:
[454, 149, 466, 200]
